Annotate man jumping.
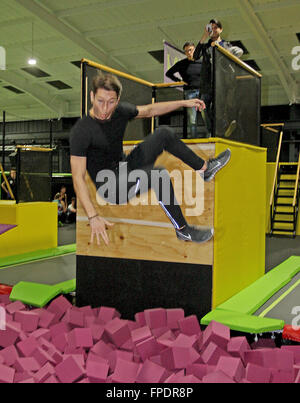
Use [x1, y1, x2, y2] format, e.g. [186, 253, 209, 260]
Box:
[70, 72, 231, 246]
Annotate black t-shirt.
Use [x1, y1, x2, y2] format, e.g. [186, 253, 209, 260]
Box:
[165, 58, 202, 90]
[70, 102, 138, 184]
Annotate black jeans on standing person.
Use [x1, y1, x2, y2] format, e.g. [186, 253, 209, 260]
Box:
[96, 126, 205, 230]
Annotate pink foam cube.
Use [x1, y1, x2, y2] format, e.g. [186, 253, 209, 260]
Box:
[55, 356, 85, 383]
[111, 358, 140, 383]
[0, 320, 21, 348]
[37, 309, 56, 329]
[245, 363, 272, 383]
[86, 360, 109, 383]
[98, 307, 120, 324]
[166, 309, 185, 330]
[136, 336, 161, 362]
[38, 338, 63, 365]
[281, 346, 300, 364]
[202, 321, 230, 351]
[134, 312, 146, 327]
[164, 369, 185, 383]
[270, 369, 294, 383]
[62, 308, 85, 328]
[32, 347, 57, 367]
[16, 336, 39, 357]
[202, 370, 236, 383]
[216, 356, 245, 382]
[49, 322, 70, 340]
[0, 363, 15, 383]
[67, 328, 94, 349]
[274, 350, 294, 372]
[14, 357, 40, 373]
[14, 311, 39, 332]
[131, 326, 152, 345]
[14, 372, 32, 383]
[0, 295, 11, 305]
[144, 308, 167, 329]
[201, 342, 231, 365]
[151, 327, 173, 339]
[227, 336, 250, 363]
[52, 332, 68, 352]
[86, 352, 108, 366]
[178, 315, 201, 336]
[104, 318, 131, 347]
[90, 324, 105, 342]
[107, 350, 133, 372]
[90, 340, 115, 359]
[160, 335, 200, 370]
[5, 301, 26, 314]
[63, 353, 85, 369]
[120, 338, 134, 352]
[47, 296, 72, 321]
[127, 320, 140, 331]
[243, 350, 265, 367]
[78, 305, 94, 317]
[30, 328, 51, 341]
[0, 345, 19, 366]
[294, 365, 300, 380]
[34, 362, 55, 383]
[136, 359, 168, 383]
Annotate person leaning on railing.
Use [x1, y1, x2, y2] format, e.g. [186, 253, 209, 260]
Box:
[193, 19, 244, 136]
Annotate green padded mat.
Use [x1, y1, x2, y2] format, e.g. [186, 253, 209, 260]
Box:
[9, 279, 76, 308]
[201, 256, 300, 333]
[0, 244, 76, 269]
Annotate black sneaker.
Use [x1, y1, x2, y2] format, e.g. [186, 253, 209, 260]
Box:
[204, 148, 231, 182]
[176, 225, 214, 244]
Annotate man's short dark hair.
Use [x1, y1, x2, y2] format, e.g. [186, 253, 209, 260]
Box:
[210, 19, 222, 29]
[92, 72, 123, 98]
[183, 42, 195, 50]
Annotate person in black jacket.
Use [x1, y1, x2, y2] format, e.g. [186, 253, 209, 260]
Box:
[165, 42, 202, 138]
[194, 19, 243, 136]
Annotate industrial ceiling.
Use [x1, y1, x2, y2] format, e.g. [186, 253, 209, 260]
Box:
[0, 0, 299, 122]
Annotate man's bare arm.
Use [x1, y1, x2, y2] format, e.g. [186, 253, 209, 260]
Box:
[70, 155, 113, 245]
[136, 98, 205, 119]
[71, 156, 97, 218]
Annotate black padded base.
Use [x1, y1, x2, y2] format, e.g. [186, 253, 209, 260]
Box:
[76, 255, 213, 321]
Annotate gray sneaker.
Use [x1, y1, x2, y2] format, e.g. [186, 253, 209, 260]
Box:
[204, 148, 231, 182]
[176, 225, 214, 244]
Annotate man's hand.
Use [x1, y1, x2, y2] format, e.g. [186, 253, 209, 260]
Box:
[184, 98, 206, 112]
[89, 215, 114, 246]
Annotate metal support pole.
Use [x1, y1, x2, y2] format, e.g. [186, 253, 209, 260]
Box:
[2, 111, 5, 171]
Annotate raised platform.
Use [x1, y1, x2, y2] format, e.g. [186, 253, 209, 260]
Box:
[76, 138, 267, 319]
[0, 201, 57, 259]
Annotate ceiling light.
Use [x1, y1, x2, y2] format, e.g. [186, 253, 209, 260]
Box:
[28, 57, 37, 65]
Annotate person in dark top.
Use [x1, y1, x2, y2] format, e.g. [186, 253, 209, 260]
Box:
[166, 42, 202, 138]
[193, 19, 243, 135]
[70, 72, 231, 246]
